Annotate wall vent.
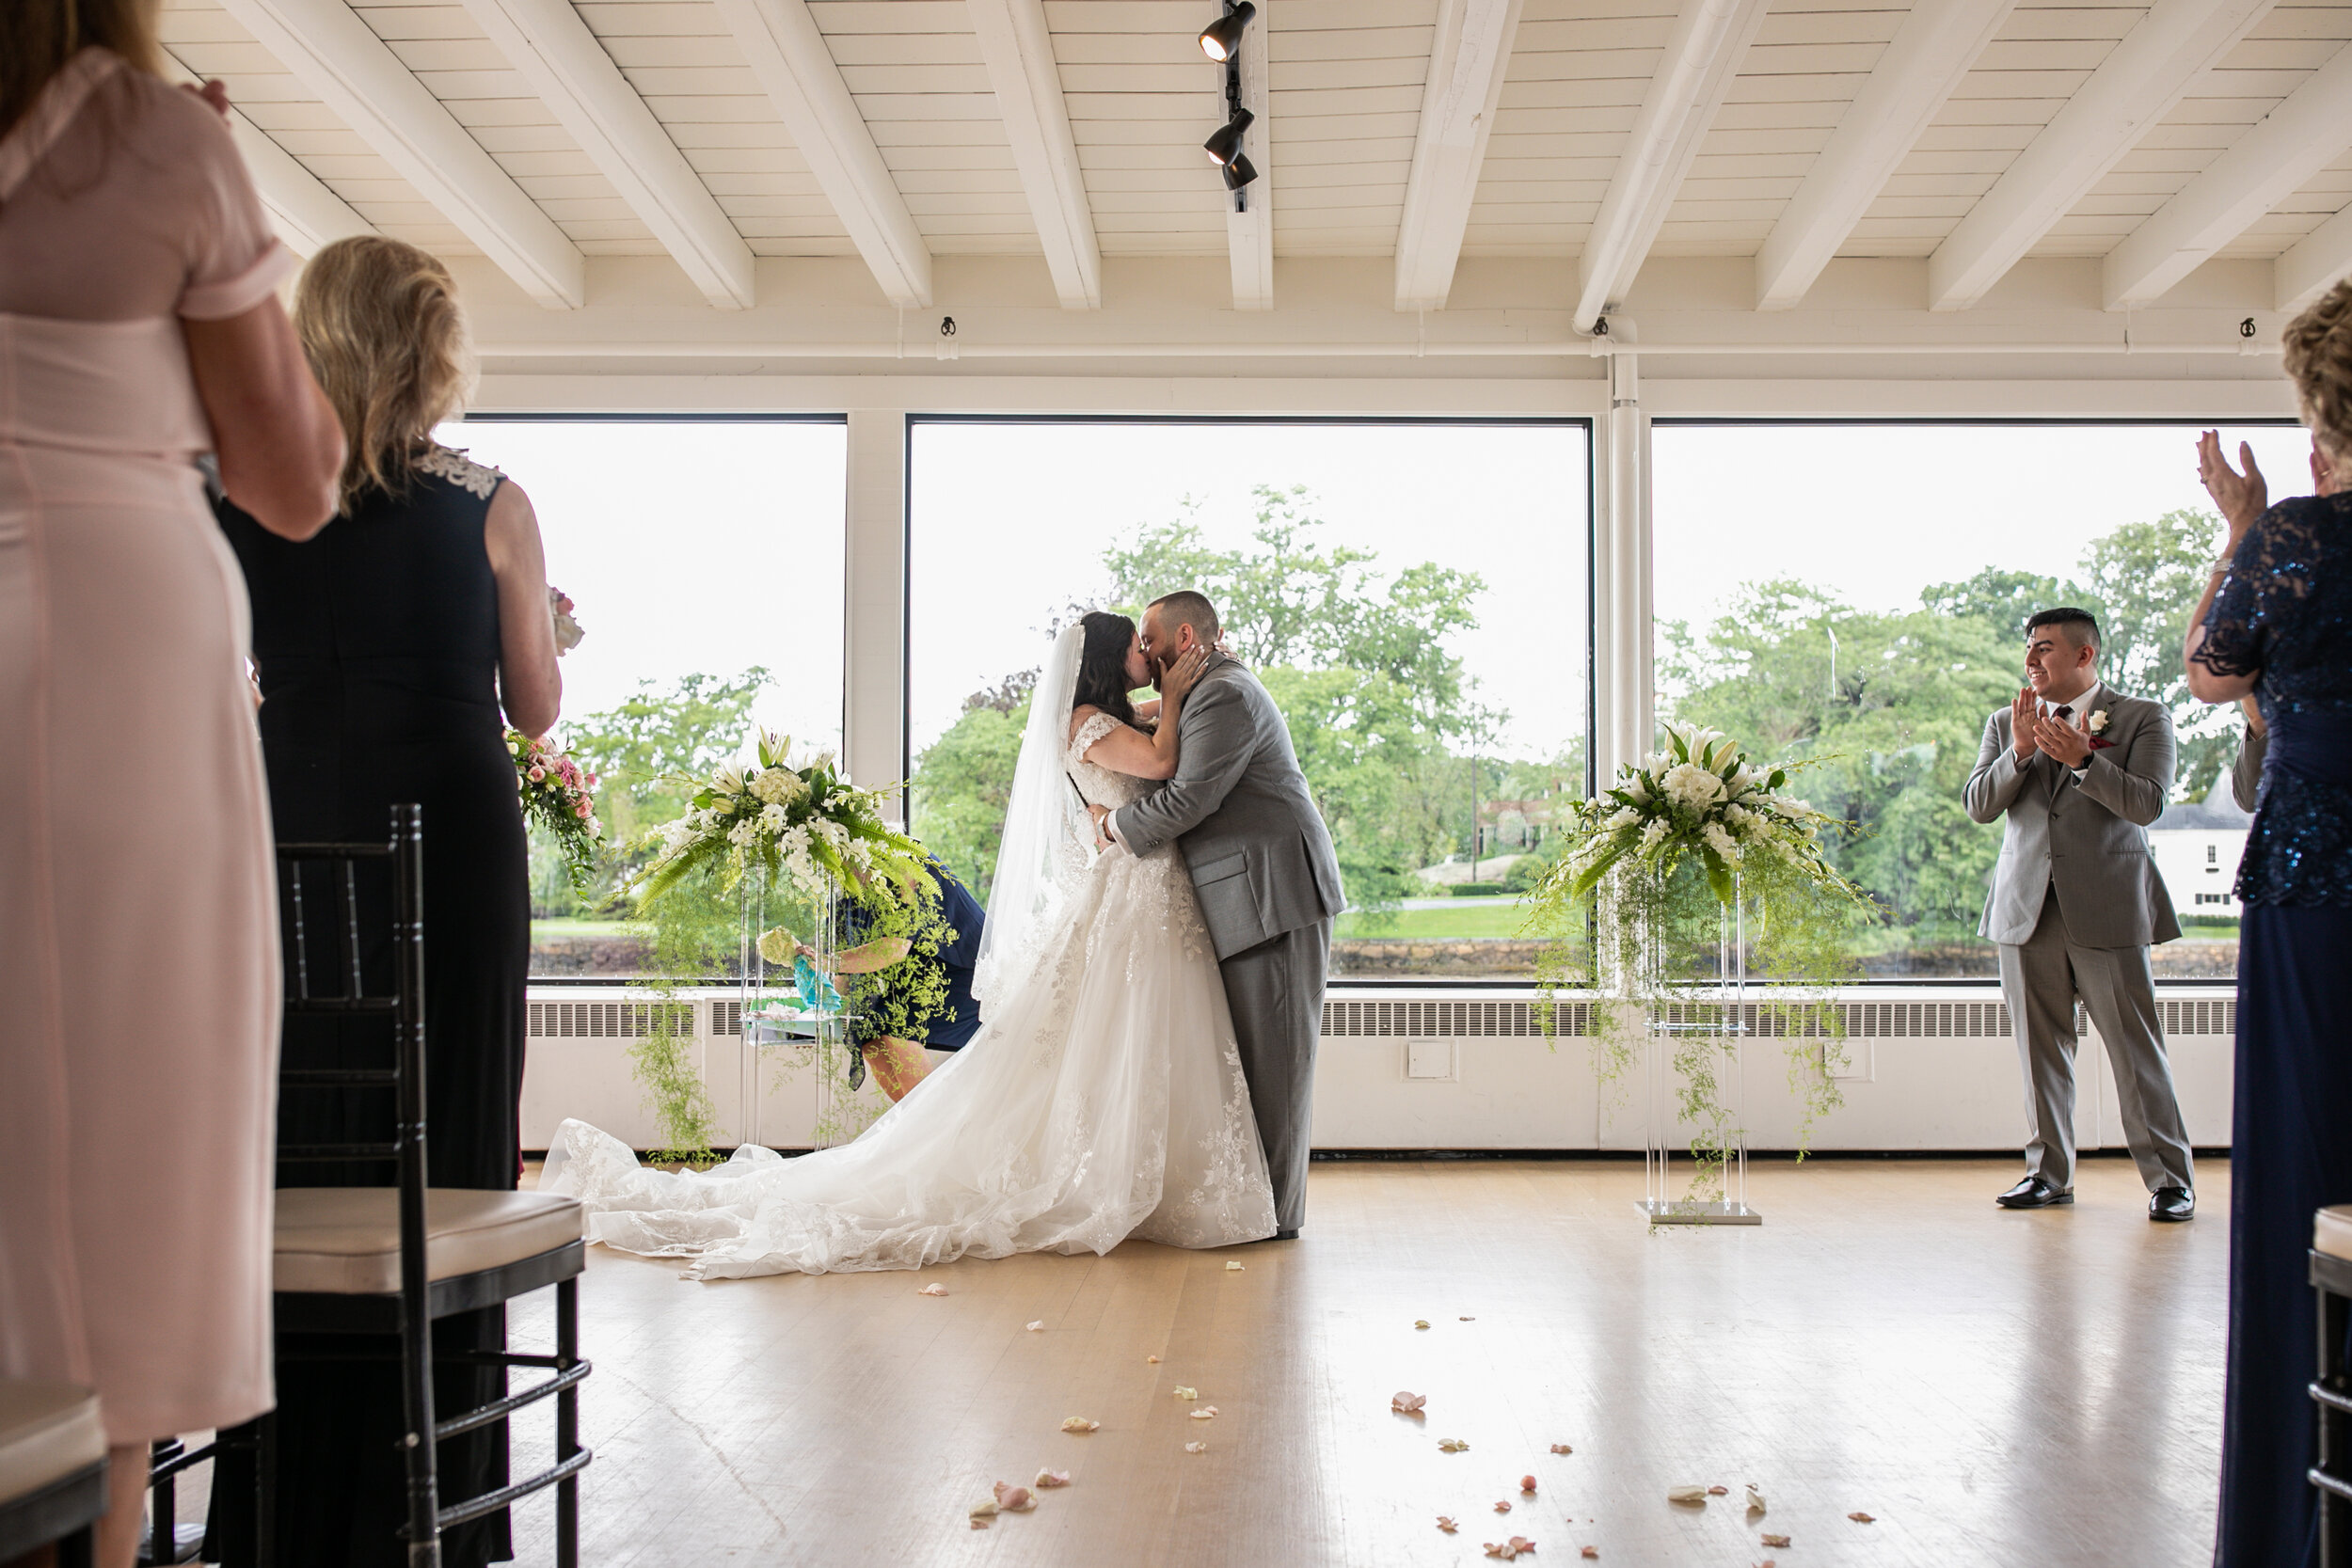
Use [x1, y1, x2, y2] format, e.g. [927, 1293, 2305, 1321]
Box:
[527, 1000, 695, 1038]
[1320, 1000, 1589, 1038]
[1314, 995, 2232, 1043]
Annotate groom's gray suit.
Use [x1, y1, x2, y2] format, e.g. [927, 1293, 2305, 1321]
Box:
[1107, 653, 1343, 1233]
[1963, 681, 2193, 1194]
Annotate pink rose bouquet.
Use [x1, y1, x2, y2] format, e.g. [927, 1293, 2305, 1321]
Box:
[507, 729, 603, 894]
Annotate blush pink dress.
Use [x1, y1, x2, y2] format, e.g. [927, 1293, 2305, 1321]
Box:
[0, 49, 295, 1444]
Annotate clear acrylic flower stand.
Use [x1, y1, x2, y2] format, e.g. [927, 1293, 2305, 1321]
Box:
[1637, 890, 1762, 1226]
[736, 868, 857, 1151]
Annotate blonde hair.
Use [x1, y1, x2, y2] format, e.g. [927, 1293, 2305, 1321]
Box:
[2, 0, 162, 145]
[294, 235, 473, 514]
[2283, 277, 2352, 466]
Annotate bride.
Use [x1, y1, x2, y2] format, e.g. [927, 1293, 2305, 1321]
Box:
[542, 611, 1279, 1275]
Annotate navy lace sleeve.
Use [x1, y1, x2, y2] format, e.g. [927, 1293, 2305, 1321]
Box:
[2202, 492, 2352, 907]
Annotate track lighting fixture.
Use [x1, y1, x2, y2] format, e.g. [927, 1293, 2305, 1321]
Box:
[1220, 153, 1258, 192]
[1198, 1, 1255, 61]
[1202, 106, 1253, 167]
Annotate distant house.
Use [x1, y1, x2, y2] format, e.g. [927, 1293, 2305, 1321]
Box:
[2147, 793, 2251, 918]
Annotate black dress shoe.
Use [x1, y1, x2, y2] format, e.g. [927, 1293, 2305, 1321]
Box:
[1275, 1227, 1298, 1241]
[1996, 1176, 2074, 1209]
[2150, 1187, 2195, 1222]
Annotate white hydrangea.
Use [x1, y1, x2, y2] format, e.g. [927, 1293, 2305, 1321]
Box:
[1662, 762, 1725, 812]
[1604, 806, 1643, 830]
[750, 767, 804, 806]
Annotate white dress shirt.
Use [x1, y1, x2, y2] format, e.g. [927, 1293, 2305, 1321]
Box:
[2036, 693, 2094, 781]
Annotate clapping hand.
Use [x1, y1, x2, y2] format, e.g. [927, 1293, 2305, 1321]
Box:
[2197, 430, 2267, 546]
[2010, 688, 2040, 761]
[2032, 708, 2093, 769]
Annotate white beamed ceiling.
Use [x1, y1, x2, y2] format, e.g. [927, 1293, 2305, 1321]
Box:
[160, 0, 2352, 363]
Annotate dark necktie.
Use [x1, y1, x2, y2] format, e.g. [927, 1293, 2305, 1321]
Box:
[2055, 705, 2073, 721]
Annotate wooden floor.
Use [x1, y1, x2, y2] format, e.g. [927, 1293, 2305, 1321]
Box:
[491, 1156, 2226, 1567]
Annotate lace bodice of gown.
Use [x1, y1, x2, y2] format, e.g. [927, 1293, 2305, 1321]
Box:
[1067, 710, 1153, 812]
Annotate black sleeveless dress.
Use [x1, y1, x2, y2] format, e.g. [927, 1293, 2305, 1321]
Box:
[212, 446, 527, 1567]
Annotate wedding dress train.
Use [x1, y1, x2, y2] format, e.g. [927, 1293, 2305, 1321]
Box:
[543, 710, 1278, 1276]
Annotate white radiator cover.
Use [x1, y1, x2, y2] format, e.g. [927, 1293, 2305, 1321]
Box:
[519, 985, 2237, 1154]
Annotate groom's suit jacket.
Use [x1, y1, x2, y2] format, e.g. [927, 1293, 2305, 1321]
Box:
[1962, 681, 2181, 948]
[1111, 655, 1344, 961]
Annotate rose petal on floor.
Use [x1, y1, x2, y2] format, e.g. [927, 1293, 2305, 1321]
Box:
[1494, 1500, 1513, 1513]
[1438, 1517, 1459, 1534]
[1520, 1475, 1536, 1493]
[1034, 1469, 1072, 1489]
[1391, 1391, 1426, 1415]
[1460, 1316, 1476, 1321]
[1549, 1443, 1573, 1455]
[1173, 1386, 1198, 1401]
[1226, 1260, 1245, 1271]
[1509, 1537, 1534, 1552]
[1745, 1485, 1767, 1514]
[1146, 1354, 1161, 1364]
[1415, 1320, 1432, 1330]
[968, 1518, 988, 1530]
[1848, 1512, 1875, 1524]
[1026, 1321, 1044, 1332]
[1438, 1437, 1470, 1452]
[1059, 1417, 1099, 1433]
[1580, 1548, 1599, 1560]
[1189, 1407, 1216, 1419]
[1184, 1441, 1207, 1454]
[993, 1482, 1035, 1513]
[1760, 1533, 1790, 1549]
[1483, 1542, 1523, 1560]
[917, 1283, 948, 1296]
[1707, 1485, 1728, 1496]
[968, 1497, 997, 1519]
[1667, 1485, 1707, 1504]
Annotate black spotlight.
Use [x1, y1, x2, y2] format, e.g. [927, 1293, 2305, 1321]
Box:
[1202, 106, 1253, 167]
[1220, 152, 1258, 192]
[1199, 1, 1255, 62]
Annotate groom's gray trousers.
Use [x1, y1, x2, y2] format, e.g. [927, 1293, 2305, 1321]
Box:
[1220, 917, 1333, 1233]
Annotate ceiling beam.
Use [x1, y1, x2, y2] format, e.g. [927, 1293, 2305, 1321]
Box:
[713, 0, 930, 309]
[2278, 201, 2352, 312]
[1225, 0, 1274, 311]
[162, 49, 376, 257]
[461, 0, 755, 309]
[1753, 0, 2015, 310]
[1394, 0, 1525, 312]
[2104, 41, 2352, 309]
[217, 0, 584, 309]
[1926, 0, 2275, 312]
[967, 0, 1101, 310]
[1573, 0, 1769, 332]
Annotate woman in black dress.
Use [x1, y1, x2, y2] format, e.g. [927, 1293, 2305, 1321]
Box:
[212, 235, 563, 1566]
[2187, 277, 2352, 1566]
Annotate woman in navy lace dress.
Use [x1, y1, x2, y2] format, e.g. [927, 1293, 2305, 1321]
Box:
[2188, 275, 2352, 1566]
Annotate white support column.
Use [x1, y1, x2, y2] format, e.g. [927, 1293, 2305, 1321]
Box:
[843, 409, 909, 820]
[1592, 350, 1652, 788]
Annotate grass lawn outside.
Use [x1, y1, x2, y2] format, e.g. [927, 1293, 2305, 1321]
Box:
[532, 918, 641, 940]
[1338, 902, 1543, 941]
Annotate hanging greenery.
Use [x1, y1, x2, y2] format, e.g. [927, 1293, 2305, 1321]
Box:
[1529, 723, 1879, 1198]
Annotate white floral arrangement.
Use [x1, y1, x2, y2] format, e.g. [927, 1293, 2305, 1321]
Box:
[1558, 722, 1856, 906]
[631, 727, 933, 909]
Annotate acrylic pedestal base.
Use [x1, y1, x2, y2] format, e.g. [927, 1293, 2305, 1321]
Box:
[1636, 1198, 1763, 1226]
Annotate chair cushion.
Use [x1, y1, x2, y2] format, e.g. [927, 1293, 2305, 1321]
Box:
[0, 1381, 104, 1508]
[275, 1189, 583, 1295]
[2317, 1206, 2352, 1263]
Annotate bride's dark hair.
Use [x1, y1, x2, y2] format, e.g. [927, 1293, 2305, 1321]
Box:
[1071, 611, 1137, 727]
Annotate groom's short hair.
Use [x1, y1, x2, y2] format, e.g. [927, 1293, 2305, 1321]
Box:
[2026, 607, 2101, 652]
[1147, 591, 1220, 643]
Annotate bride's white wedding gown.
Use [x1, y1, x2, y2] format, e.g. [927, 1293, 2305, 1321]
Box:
[542, 711, 1278, 1276]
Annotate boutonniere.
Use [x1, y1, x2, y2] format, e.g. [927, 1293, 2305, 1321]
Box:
[2086, 708, 2115, 750]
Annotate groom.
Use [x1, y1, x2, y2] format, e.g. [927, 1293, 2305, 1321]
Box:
[1090, 591, 1344, 1240]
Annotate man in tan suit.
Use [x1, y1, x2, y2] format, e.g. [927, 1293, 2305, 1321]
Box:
[1963, 608, 2195, 1221]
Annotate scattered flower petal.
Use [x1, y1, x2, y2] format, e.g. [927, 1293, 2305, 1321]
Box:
[1760, 1534, 1790, 1549]
[1438, 1437, 1470, 1453]
[1391, 1391, 1426, 1415]
[1225, 1261, 1245, 1272]
[1580, 1549, 1599, 1560]
[1026, 1321, 1044, 1332]
[1189, 1407, 1217, 1419]
[1484, 1540, 1536, 1560]
[1848, 1512, 1875, 1524]
[917, 1283, 948, 1296]
[1707, 1485, 1729, 1497]
[1146, 1354, 1161, 1364]
[1184, 1441, 1207, 1454]
[993, 1482, 1035, 1513]
[968, 1519, 989, 1530]
[1549, 1444, 1573, 1455]
[1756, 1560, 1776, 1567]
[1511, 1538, 1535, 1553]
[1494, 1500, 1513, 1513]
[1668, 1485, 1708, 1505]
[968, 1497, 997, 1519]
[1059, 1417, 1099, 1433]
[1415, 1320, 1432, 1330]
[1460, 1316, 1476, 1321]
[1034, 1470, 1071, 1489]
[1438, 1517, 1459, 1534]
[1173, 1386, 1199, 1401]
[1745, 1485, 1767, 1515]
[1520, 1476, 1537, 1494]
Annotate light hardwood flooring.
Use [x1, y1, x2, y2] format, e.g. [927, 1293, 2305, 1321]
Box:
[473, 1155, 2229, 1566]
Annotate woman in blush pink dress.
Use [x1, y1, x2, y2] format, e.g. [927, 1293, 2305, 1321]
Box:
[0, 6, 343, 1564]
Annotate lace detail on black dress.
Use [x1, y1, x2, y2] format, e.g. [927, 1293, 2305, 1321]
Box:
[2196, 492, 2352, 907]
[415, 444, 502, 499]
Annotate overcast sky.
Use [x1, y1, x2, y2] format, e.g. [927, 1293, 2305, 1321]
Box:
[445, 415, 2312, 773]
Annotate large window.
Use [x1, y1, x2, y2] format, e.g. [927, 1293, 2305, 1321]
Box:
[908, 418, 1592, 981]
[1652, 420, 2310, 980]
[441, 417, 849, 978]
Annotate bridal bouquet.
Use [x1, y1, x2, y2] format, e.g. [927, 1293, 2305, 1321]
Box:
[632, 727, 934, 910]
[1555, 722, 1860, 908]
[508, 730, 603, 895]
